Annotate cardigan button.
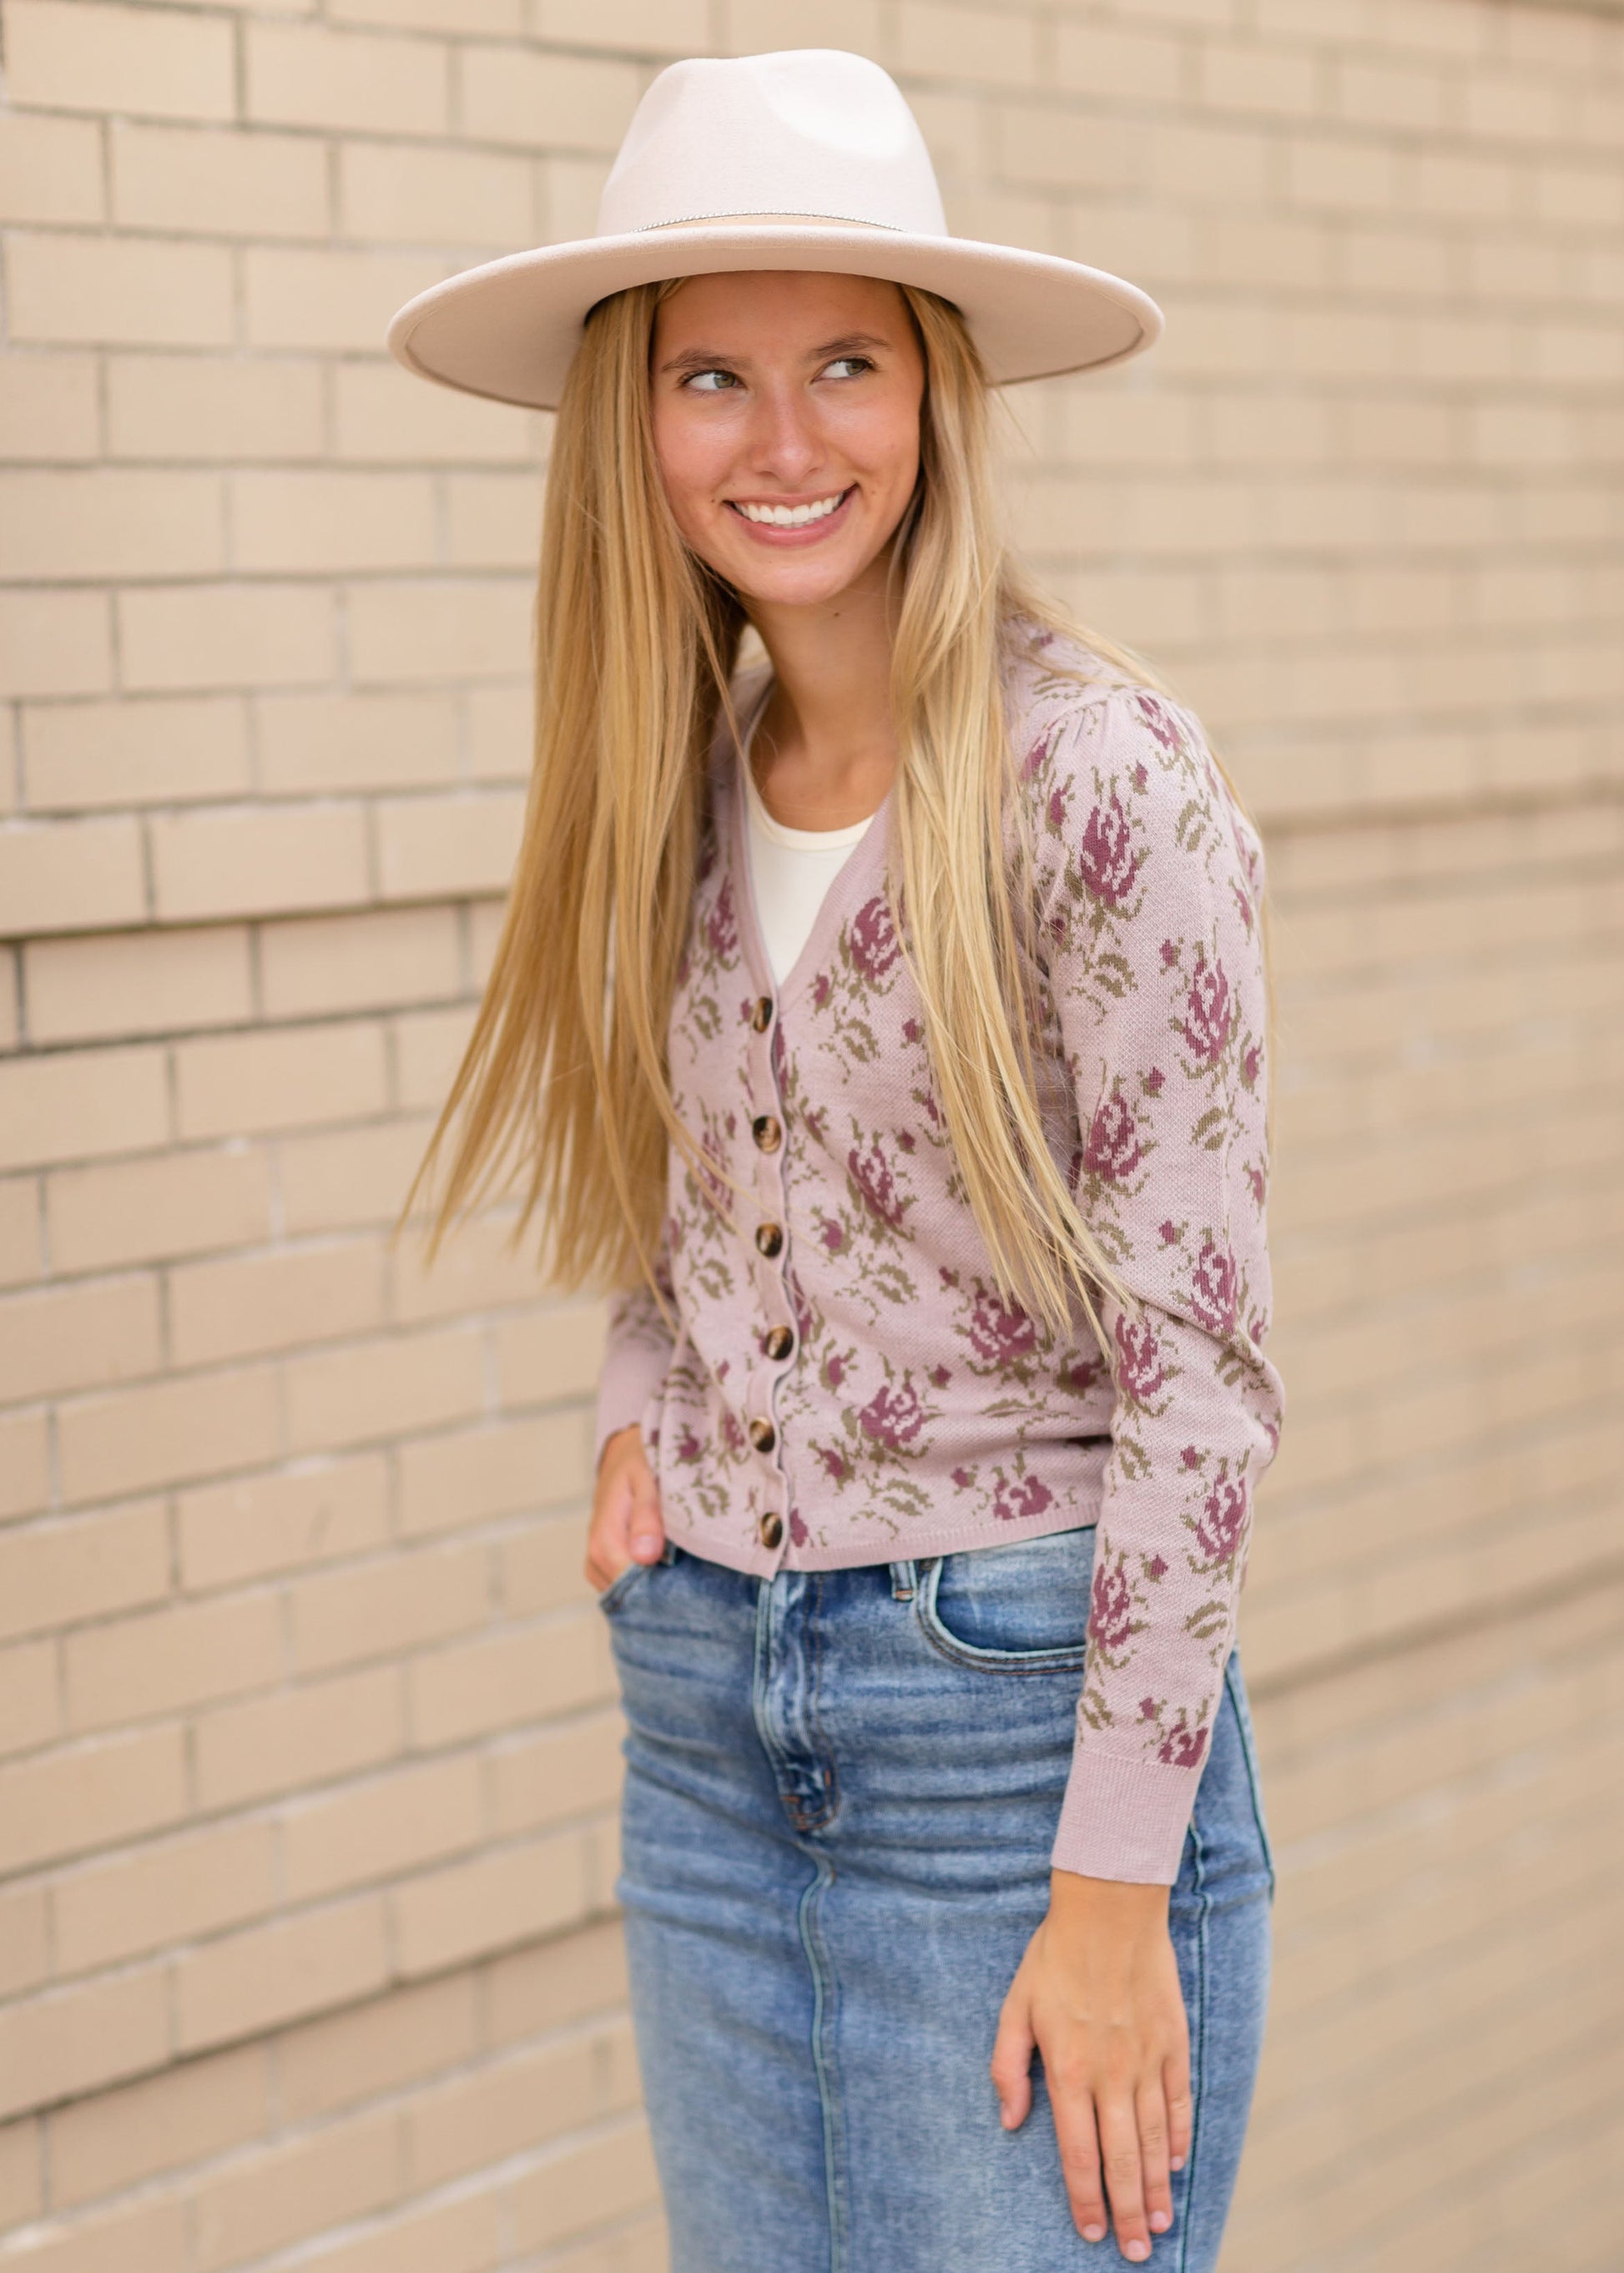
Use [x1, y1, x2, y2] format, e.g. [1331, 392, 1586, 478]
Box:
[748, 1416, 777, 1454]
[759, 1511, 784, 1550]
[763, 1324, 794, 1362]
[755, 1221, 784, 1258]
[752, 1114, 782, 1153]
[750, 995, 774, 1032]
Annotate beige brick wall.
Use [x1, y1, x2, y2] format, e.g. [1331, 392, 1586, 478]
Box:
[1, 2, 1621, 2267]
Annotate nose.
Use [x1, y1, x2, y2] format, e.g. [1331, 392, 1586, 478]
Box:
[741, 377, 828, 487]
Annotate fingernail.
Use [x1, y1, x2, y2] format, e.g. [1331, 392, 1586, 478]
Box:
[1082, 2227, 1106, 2245]
[1170, 2155, 1185, 2171]
[1126, 2244, 1150, 2263]
[1150, 2210, 1171, 2232]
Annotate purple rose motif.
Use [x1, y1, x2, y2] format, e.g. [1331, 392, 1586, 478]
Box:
[1146, 1552, 1168, 1580]
[1197, 1476, 1248, 1564]
[705, 875, 738, 961]
[967, 1283, 1038, 1369]
[1047, 784, 1070, 832]
[1157, 1724, 1208, 1769]
[1082, 1091, 1144, 1183]
[811, 972, 831, 1010]
[1134, 693, 1180, 753]
[1077, 793, 1141, 908]
[1179, 950, 1234, 1066]
[1113, 1315, 1168, 1406]
[1143, 1066, 1165, 1096]
[719, 1409, 744, 1457]
[858, 1379, 925, 1452]
[1057, 1354, 1102, 1397]
[820, 1217, 847, 1255]
[992, 1473, 1054, 1523]
[849, 894, 900, 984]
[816, 1444, 849, 1483]
[848, 1138, 908, 1230]
[675, 1425, 704, 1464]
[902, 1016, 921, 1046]
[825, 1353, 846, 1389]
[1020, 728, 1053, 782]
[1088, 1560, 1135, 1652]
[789, 1509, 809, 1548]
[1191, 1238, 1238, 1336]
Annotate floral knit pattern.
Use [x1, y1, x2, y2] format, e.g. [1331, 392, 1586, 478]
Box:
[595, 626, 1284, 1882]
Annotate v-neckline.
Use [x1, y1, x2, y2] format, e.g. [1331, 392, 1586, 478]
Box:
[728, 668, 895, 1013]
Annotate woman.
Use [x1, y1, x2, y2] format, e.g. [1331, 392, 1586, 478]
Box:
[390, 49, 1281, 2273]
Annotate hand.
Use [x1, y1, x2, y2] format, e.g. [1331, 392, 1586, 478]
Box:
[584, 1423, 666, 1593]
[991, 1869, 1191, 2260]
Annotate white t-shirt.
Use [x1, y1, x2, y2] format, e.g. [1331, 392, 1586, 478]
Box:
[742, 750, 878, 986]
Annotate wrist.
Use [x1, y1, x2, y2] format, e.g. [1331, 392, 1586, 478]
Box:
[1049, 1867, 1170, 1920]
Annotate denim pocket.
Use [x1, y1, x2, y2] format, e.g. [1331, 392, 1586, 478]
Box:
[915, 1524, 1096, 1673]
[594, 1546, 668, 1615]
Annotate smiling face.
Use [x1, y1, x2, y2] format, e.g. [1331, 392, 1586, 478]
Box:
[648, 270, 926, 612]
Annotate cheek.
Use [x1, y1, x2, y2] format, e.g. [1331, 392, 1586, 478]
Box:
[649, 408, 719, 535]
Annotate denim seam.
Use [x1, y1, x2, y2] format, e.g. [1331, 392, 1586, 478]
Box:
[798, 1853, 849, 2273]
[806, 1570, 840, 1832]
[912, 1556, 1091, 1678]
[1177, 1813, 1211, 2273]
[1223, 1655, 1277, 1902]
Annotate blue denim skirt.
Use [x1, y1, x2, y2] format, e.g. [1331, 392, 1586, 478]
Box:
[598, 1524, 1275, 2273]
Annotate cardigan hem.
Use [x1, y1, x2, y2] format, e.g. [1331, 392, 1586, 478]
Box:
[659, 1495, 1102, 1578]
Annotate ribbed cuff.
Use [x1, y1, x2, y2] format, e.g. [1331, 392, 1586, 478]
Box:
[1049, 1744, 1200, 1885]
[593, 1343, 672, 1473]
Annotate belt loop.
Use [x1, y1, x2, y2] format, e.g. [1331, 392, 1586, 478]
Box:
[889, 1558, 916, 1601]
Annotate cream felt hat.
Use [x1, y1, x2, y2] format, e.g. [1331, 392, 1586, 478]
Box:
[385, 48, 1162, 411]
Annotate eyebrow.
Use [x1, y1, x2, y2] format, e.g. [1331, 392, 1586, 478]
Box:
[656, 330, 893, 375]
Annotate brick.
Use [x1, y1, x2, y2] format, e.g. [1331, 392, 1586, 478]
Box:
[0, 1879, 49, 1998]
[334, 0, 517, 26]
[409, 1612, 609, 1746]
[0, 1411, 51, 1523]
[465, 683, 533, 782]
[245, 244, 447, 352]
[56, 1363, 280, 1507]
[283, 1753, 482, 1901]
[48, 1145, 272, 1277]
[0, 1499, 169, 1640]
[0, 1637, 59, 1760]
[0, 817, 145, 939]
[457, 46, 641, 154]
[0, 2118, 41, 2229]
[488, 1708, 623, 1837]
[491, 1298, 607, 1405]
[174, 1017, 387, 1140]
[1536, 164, 1624, 234]
[64, 1588, 282, 1732]
[48, 2043, 266, 2210]
[0, 1176, 34, 1292]
[108, 354, 325, 462]
[24, 696, 250, 812]
[394, 1209, 552, 1329]
[1334, 54, 1447, 133]
[278, 1972, 477, 2121]
[1198, 38, 1320, 118]
[256, 690, 460, 794]
[391, 1826, 591, 1976]
[340, 139, 533, 247]
[722, 0, 882, 58]
[26, 925, 253, 1046]
[446, 471, 542, 567]
[175, 1895, 391, 2054]
[289, 1533, 487, 1671]
[506, 2117, 659, 2255]
[5, 230, 235, 349]
[346, 580, 533, 683]
[0, 355, 98, 463]
[333, 361, 537, 464]
[0, 112, 103, 225]
[409, 2016, 637, 2190]
[0, 2195, 190, 2271]
[230, 468, 436, 575]
[194, 2107, 401, 2271]
[290, 2189, 501, 2273]
[5, 0, 236, 122]
[247, 22, 447, 134]
[991, 101, 1141, 193]
[194, 1662, 403, 1811]
[171, 1230, 387, 1373]
[179, 1454, 387, 1591]
[278, 1116, 440, 1236]
[110, 120, 330, 240]
[895, 2, 1038, 86]
[1053, 23, 1183, 103]
[149, 801, 370, 922]
[1284, 132, 1399, 214]
[376, 790, 524, 899]
[0, 591, 112, 699]
[119, 581, 336, 693]
[262, 905, 461, 1021]
[53, 1817, 277, 1976]
[397, 1415, 580, 1540]
[482, 1914, 626, 2048]
[393, 1003, 477, 1110]
[534, 0, 704, 48]
[0, 1968, 172, 2124]
[0, 1044, 168, 1175]
[497, 1508, 596, 1619]
[0, 1724, 186, 1876]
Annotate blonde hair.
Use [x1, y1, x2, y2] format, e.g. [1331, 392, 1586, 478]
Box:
[396, 276, 1273, 1359]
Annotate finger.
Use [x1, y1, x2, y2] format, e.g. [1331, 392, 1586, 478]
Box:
[1163, 2043, 1193, 2175]
[628, 1466, 666, 1561]
[1046, 2061, 1108, 2245]
[989, 1991, 1035, 2130]
[584, 1464, 638, 1591]
[1137, 2073, 1174, 2240]
[1097, 2085, 1152, 2260]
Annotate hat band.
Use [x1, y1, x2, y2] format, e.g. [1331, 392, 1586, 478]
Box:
[633, 210, 902, 234]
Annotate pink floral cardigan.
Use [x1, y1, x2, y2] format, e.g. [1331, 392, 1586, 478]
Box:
[594, 626, 1284, 1883]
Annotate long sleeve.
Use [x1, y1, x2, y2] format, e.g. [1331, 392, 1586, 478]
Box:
[1031, 683, 1284, 1883]
[593, 1222, 679, 1474]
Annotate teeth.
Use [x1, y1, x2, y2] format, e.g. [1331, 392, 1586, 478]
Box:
[734, 490, 848, 527]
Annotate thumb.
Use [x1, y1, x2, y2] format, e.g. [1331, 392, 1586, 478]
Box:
[990, 1990, 1036, 2131]
[628, 1474, 665, 1561]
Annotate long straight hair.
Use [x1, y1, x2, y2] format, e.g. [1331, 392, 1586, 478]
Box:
[396, 276, 1274, 1361]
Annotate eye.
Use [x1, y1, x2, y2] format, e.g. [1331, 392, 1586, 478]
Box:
[821, 355, 874, 380]
[683, 368, 739, 393]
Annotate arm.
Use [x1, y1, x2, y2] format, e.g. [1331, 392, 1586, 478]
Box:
[592, 1223, 678, 1476]
[586, 1227, 677, 1590]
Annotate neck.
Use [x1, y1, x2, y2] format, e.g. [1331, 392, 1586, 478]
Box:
[744, 552, 898, 831]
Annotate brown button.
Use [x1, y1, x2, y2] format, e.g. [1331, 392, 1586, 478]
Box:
[763, 1324, 794, 1361]
[752, 1114, 782, 1153]
[748, 1416, 777, 1454]
[750, 995, 774, 1032]
[759, 1511, 784, 1550]
[755, 1221, 784, 1258]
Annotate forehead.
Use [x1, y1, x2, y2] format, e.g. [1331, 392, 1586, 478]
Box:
[653, 270, 910, 344]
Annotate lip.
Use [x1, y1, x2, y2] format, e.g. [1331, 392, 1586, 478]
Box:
[724, 485, 856, 546]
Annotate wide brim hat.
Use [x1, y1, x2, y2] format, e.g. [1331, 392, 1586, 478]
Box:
[386, 49, 1163, 411]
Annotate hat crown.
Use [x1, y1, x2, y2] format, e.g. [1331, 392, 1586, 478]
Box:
[596, 50, 949, 240]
